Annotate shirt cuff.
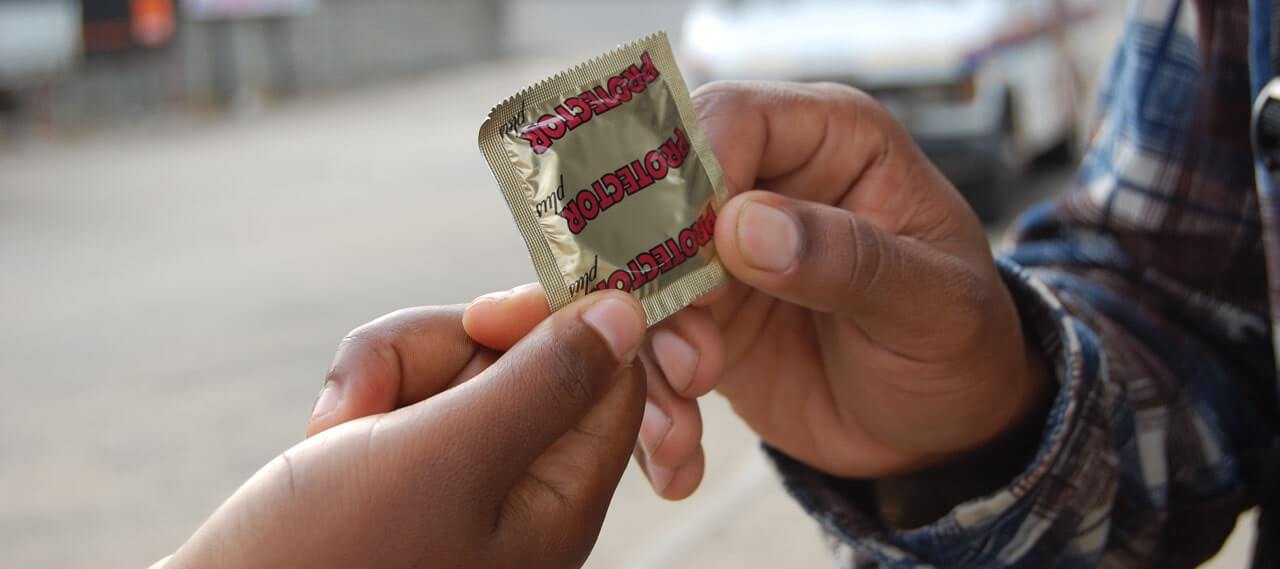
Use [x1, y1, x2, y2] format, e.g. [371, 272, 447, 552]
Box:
[765, 257, 1112, 567]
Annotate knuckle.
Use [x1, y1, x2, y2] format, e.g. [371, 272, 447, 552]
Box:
[809, 80, 866, 103]
[945, 266, 995, 339]
[542, 336, 601, 411]
[842, 217, 889, 296]
[692, 80, 754, 117]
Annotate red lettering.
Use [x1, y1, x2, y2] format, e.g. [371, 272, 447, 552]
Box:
[540, 114, 567, 140]
[650, 244, 672, 273]
[582, 91, 608, 114]
[591, 180, 616, 210]
[608, 76, 633, 103]
[554, 104, 583, 130]
[615, 165, 640, 195]
[564, 96, 593, 124]
[694, 216, 711, 245]
[636, 253, 660, 285]
[606, 269, 632, 292]
[626, 260, 644, 287]
[577, 189, 601, 221]
[543, 127, 692, 234]
[639, 51, 659, 82]
[675, 127, 690, 156]
[644, 149, 669, 181]
[665, 238, 687, 267]
[520, 126, 553, 155]
[513, 52, 659, 153]
[560, 201, 586, 234]
[623, 64, 647, 93]
[594, 86, 620, 110]
[629, 160, 655, 190]
[679, 229, 699, 257]
[600, 173, 624, 202]
[661, 140, 685, 168]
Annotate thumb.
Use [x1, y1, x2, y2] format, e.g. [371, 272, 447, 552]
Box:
[715, 190, 991, 351]
[387, 290, 647, 507]
[499, 361, 646, 566]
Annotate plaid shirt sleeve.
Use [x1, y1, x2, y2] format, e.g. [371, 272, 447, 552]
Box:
[769, 1, 1280, 567]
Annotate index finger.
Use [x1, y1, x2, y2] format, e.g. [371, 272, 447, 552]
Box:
[692, 81, 899, 210]
[307, 306, 482, 436]
[390, 291, 646, 495]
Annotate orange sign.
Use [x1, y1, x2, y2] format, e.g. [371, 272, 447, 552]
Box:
[131, 0, 175, 47]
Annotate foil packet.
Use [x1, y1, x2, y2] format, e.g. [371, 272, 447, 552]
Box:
[479, 32, 728, 325]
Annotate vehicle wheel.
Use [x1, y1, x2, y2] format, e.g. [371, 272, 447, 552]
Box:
[1042, 111, 1085, 166]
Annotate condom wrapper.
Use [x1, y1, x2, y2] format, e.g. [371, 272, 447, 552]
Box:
[479, 32, 728, 325]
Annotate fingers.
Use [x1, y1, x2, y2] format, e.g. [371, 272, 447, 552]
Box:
[396, 291, 647, 495]
[716, 191, 990, 353]
[464, 284, 724, 501]
[649, 307, 724, 398]
[309, 284, 554, 437]
[633, 367, 703, 500]
[498, 363, 646, 566]
[629, 307, 723, 499]
[463, 283, 551, 351]
[693, 81, 975, 242]
[308, 306, 486, 437]
[693, 81, 891, 204]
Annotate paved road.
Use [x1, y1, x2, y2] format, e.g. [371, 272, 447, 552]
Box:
[0, 44, 1255, 569]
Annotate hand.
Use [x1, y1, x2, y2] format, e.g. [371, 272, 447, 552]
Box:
[681, 81, 1050, 478]
[466, 82, 1050, 502]
[161, 291, 647, 569]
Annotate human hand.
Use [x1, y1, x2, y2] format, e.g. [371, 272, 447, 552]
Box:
[161, 291, 647, 569]
[677, 81, 1050, 479]
[466, 82, 1050, 502]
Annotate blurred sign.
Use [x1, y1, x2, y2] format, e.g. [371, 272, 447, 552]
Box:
[133, 0, 177, 47]
[184, 0, 313, 20]
[82, 0, 176, 52]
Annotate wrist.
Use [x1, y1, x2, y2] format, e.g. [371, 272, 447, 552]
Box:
[875, 342, 1054, 530]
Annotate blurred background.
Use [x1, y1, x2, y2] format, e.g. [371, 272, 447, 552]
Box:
[0, 1, 1256, 567]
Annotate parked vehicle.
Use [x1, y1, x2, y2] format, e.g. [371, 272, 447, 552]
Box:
[0, 0, 78, 87]
[680, 0, 1096, 219]
[0, 0, 78, 129]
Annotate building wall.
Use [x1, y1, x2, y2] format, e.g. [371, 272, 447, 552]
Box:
[40, 0, 502, 123]
[26, 0, 696, 125]
[500, 0, 695, 57]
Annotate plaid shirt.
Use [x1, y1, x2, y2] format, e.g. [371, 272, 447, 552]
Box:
[770, 1, 1280, 567]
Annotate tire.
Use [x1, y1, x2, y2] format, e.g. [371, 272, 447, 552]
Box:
[964, 105, 1022, 224]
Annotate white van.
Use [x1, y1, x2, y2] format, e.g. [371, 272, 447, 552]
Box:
[0, 0, 79, 87]
[680, 0, 1096, 217]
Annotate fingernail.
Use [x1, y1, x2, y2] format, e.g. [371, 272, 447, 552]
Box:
[647, 462, 675, 494]
[471, 292, 509, 305]
[581, 296, 645, 361]
[639, 401, 673, 463]
[472, 288, 513, 305]
[652, 329, 699, 395]
[311, 381, 341, 420]
[738, 201, 800, 273]
[640, 401, 676, 493]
